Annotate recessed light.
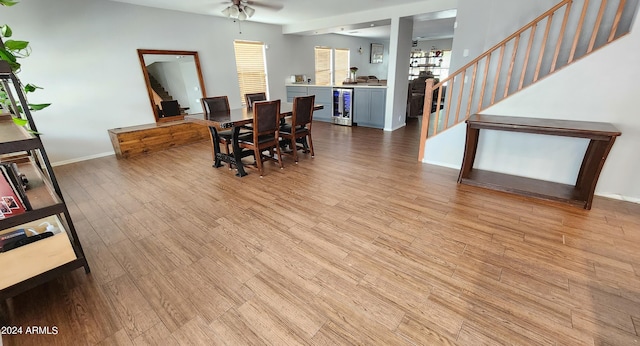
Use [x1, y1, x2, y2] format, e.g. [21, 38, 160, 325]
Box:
[370, 24, 375, 27]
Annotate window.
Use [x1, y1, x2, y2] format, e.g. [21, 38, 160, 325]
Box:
[233, 40, 268, 106]
[314, 47, 332, 86]
[315, 47, 350, 86]
[334, 48, 350, 85]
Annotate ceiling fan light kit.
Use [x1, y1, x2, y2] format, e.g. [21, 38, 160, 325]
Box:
[222, 1, 255, 21]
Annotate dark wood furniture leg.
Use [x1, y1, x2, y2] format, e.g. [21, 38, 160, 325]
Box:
[575, 137, 617, 209]
[458, 124, 480, 182]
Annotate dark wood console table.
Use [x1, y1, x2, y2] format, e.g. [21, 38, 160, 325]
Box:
[458, 115, 621, 209]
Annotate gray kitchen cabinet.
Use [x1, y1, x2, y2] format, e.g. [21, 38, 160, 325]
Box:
[286, 86, 332, 122]
[307, 87, 332, 122]
[354, 88, 386, 128]
[286, 86, 307, 102]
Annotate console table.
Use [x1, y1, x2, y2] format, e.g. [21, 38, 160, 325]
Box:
[458, 115, 621, 209]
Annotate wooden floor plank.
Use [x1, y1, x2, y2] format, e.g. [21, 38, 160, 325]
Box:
[3, 119, 639, 345]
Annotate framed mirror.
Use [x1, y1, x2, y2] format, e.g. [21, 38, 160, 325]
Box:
[137, 49, 207, 123]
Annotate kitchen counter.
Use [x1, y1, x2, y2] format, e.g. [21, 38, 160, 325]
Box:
[286, 83, 387, 89]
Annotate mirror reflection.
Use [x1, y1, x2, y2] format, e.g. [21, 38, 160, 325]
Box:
[137, 49, 206, 122]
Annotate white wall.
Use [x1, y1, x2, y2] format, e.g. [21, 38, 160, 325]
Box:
[449, 0, 557, 71]
[424, 0, 640, 202]
[6, 0, 294, 164]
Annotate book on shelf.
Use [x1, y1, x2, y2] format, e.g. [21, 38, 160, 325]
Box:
[0, 163, 30, 219]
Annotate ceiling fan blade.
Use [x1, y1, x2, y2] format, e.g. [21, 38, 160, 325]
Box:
[245, 0, 284, 11]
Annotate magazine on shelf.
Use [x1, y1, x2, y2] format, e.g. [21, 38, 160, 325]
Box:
[0, 162, 30, 211]
[0, 168, 27, 220]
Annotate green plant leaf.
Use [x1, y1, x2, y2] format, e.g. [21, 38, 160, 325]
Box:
[23, 83, 42, 93]
[12, 117, 27, 126]
[4, 40, 28, 51]
[1, 24, 12, 37]
[0, 47, 17, 62]
[29, 103, 51, 110]
[0, 0, 19, 7]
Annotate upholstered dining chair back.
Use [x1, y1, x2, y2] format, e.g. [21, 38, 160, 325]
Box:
[201, 96, 230, 114]
[292, 95, 315, 129]
[245, 92, 267, 109]
[253, 100, 280, 134]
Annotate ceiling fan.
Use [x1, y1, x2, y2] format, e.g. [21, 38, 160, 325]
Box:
[220, 0, 284, 21]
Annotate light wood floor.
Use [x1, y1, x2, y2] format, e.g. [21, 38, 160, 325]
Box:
[2, 118, 639, 345]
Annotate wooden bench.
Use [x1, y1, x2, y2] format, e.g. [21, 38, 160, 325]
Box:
[108, 120, 209, 159]
[458, 114, 621, 209]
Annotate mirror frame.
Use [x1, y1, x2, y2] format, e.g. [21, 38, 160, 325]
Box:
[137, 49, 207, 123]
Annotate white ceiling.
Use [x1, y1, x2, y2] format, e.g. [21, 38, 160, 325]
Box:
[107, 0, 456, 41]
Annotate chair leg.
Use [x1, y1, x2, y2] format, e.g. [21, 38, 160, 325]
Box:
[307, 134, 315, 158]
[254, 147, 264, 176]
[274, 143, 284, 170]
[290, 137, 298, 163]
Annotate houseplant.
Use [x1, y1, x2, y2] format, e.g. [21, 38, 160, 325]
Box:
[0, 0, 50, 128]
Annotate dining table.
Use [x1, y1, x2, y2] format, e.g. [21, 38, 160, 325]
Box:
[185, 102, 323, 177]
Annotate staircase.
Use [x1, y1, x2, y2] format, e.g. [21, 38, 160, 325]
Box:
[147, 73, 173, 101]
[418, 0, 640, 160]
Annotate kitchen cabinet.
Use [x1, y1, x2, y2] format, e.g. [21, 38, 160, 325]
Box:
[286, 86, 307, 102]
[354, 88, 386, 129]
[286, 86, 332, 122]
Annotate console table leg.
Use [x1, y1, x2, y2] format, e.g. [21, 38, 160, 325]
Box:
[575, 137, 617, 209]
[458, 125, 480, 182]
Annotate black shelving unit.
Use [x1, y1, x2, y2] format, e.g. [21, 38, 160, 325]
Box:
[0, 60, 90, 300]
[409, 50, 448, 80]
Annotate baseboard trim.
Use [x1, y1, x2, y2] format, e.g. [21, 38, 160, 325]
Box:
[422, 159, 460, 170]
[52, 151, 114, 167]
[596, 193, 640, 204]
[385, 122, 406, 132]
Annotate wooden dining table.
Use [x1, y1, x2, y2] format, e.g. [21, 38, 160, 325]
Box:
[185, 102, 323, 177]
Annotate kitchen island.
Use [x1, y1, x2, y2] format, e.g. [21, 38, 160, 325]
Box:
[285, 84, 388, 129]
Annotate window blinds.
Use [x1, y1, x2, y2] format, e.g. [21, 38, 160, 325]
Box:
[234, 40, 268, 106]
[334, 48, 350, 85]
[314, 47, 332, 86]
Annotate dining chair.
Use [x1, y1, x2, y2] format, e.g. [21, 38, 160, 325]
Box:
[201, 96, 234, 167]
[280, 95, 315, 163]
[160, 100, 181, 117]
[245, 92, 267, 109]
[238, 99, 283, 176]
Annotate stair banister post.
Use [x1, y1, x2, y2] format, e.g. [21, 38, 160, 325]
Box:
[418, 78, 436, 161]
